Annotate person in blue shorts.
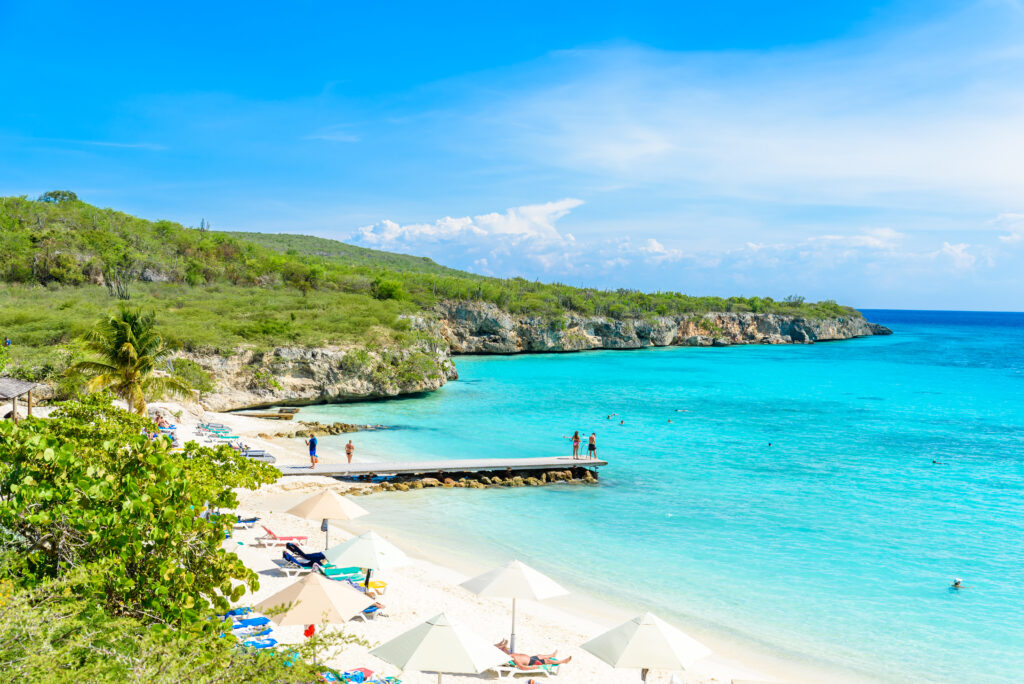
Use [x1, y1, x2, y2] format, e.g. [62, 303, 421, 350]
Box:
[305, 435, 318, 469]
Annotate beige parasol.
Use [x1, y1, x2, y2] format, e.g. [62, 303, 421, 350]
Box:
[370, 612, 509, 683]
[254, 571, 374, 626]
[581, 612, 712, 681]
[286, 489, 369, 547]
[459, 559, 568, 652]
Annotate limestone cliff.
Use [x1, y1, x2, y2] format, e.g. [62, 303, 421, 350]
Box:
[436, 301, 891, 353]
[188, 302, 890, 410]
[186, 337, 457, 412]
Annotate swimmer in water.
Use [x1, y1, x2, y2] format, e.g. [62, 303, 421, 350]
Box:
[951, 578, 968, 590]
[619, 420, 624, 425]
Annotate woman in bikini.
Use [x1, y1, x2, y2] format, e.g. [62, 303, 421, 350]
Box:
[571, 431, 580, 458]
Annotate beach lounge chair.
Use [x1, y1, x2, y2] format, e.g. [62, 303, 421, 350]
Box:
[350, 605, 383, 622]
[495, 661, 560, 679]
[341, 576, 388, 594]
[242, 637, 278, 649]
[236, 515, 260, 529]
[256, 525, 308, 547]
[232, 616, 271, 631]
[274, 551, 315, 577]
[286, 542, 327, 564]
[287, 543, 364, 577]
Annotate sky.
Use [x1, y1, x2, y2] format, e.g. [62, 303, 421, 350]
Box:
[2, 1, 1024, 310]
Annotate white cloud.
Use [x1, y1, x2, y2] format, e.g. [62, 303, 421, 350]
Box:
[992, 212, 1024, 244]
[350, 197, 1002, 298]
[461, 5, 1024, 213]
[935, 242, 977, 270]
[352, 199, 583, 273]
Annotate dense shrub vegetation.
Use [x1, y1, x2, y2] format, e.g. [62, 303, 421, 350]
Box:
[0, 395, 359, 681]
[0, 193, 860, 378]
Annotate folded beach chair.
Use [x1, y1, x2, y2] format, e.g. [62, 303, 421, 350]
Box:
[256, 525, 308, 547]
[224, 607, 251, 618]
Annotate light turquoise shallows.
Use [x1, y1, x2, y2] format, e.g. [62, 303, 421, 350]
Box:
[298, 311, 1024, 683]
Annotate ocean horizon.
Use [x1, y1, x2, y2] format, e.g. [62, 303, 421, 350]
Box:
[297, 309, 1024, 683]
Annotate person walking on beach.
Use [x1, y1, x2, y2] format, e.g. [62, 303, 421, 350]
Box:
[588, 433, 596, 459]
[345, 439, 354, 464]
[571, 431, 581, 459]
[305, 435, 318, 469]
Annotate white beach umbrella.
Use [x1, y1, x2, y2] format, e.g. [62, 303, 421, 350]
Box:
[323, 530, 408, 587]
[286, 489, 369, 547]
[254, 571, 374, 626]
[370, 612, 509, 683]
[581, 612, 712, 682]
[459, 559, 568, 652]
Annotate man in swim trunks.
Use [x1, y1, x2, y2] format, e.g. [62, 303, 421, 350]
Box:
[588, 433, 596, 458]
[305, 435, 318, 469]
[495, 640, 572, 668]
[345, 439, 354, 464]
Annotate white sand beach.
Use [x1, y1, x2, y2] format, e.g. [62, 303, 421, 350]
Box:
[151, 401, 853, 684]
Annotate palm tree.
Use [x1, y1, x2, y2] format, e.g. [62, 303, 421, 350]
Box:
[73, 306, 192, 415]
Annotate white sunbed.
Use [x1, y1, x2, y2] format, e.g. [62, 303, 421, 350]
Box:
[272, 558, 313, 577]
[255, 526, 308, 548]
[495, 661, 560, 678]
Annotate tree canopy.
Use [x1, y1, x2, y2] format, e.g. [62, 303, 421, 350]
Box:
[0, 395, 361, 681]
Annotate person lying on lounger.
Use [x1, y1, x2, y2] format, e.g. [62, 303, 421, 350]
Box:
[494, 639, 572, 668]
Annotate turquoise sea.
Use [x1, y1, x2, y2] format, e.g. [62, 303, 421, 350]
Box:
[298, 310, 1024, 683]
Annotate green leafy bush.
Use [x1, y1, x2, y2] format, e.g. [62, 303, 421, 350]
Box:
[0, 395, 367, 681]
[170, 357, 215, 395]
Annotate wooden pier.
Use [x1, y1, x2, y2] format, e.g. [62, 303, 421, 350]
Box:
[277, 456, 607, 479]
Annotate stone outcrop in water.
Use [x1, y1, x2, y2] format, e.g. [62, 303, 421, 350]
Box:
[436, 301, 891, 354]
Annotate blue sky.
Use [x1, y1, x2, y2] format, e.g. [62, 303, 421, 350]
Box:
[3, 1, 1024, 310]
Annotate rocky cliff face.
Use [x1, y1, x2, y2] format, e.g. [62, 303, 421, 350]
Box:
[436, 301, 891, 354]
[186, 337, 457, 412]
[189, 302, 890, 410]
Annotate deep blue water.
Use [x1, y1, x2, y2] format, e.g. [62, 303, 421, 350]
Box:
[300, 310, 1024, 683]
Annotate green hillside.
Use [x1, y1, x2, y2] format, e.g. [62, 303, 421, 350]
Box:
[224, 230, 468, 277]
[0, 192, 860, 378]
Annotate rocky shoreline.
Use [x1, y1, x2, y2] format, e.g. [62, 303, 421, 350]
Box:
[343, 468, 600, 494]
[437, 301, 891, 353]
[189, 301, 892, 411]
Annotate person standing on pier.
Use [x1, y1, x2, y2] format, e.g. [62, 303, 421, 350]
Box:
[571, 431, 581, 459]
[588, 433, 597, 459]
[305, 435, 318, 469]
[345, 439, 355, 464]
